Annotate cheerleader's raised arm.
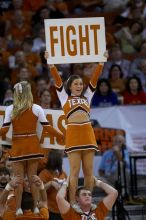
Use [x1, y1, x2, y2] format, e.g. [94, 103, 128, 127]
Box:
[90, 50, 108, 88]
[44, 51, 63, 88]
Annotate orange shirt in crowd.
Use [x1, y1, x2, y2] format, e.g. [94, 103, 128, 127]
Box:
[55, 1, 69, 14]
[0, 51, 11, 65]
[23, 0, 45, 11]
[39, 169, 67, 213]
[106, 32, 116, 49]
[25, 53, 41, 67]
[109, 78, 126, 94]
[7, 24, 31, 41]
[2, 10, 32, 25]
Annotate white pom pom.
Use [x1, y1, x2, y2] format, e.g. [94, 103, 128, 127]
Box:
[14, 83, 22, 93]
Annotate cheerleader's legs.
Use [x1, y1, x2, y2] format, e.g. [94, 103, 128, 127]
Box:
[12, 161, 25, 210]
[82, 150, 95, 190]
[68, 151, 81, 204]
[26, 159, 39, 210]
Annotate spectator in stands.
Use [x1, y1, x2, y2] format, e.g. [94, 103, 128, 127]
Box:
[3, 88, 13, 106]
[54, 0, 69, 16]
[56, 176, 118, 220]
[138, 59, 146, 91]
[33, 77, 49, 104]
[17, 67, 31, 82]
[15, 67, 37, 101]
[123, 76, 146, 105]
[90, 119, 101, 128]
[0, 168, 11, 189]
[114, 20, 143, 54]
[2, 0, 32, 27]
[98, 134, 129, 186]
[40, 89, 52, 109]
[0, 37, 11, 65]
[34, 76, 59, 108]
[114, 4, 143, 26]
[10, 50, 38, 85]
[120, 0, 146, 21]
[92, 79, 119, 107]
[32, 27, 46, 53]
[0, 82, 11, 105]
[39, 150, 67, 220]
[0, 145, 9, 169]
[0, 51, 11, 104]
[6, 9, 31, 51]
[106, 32, 116, 49]
[22, 37, 42, 74]
[32, 6, 51, 37]
[56, 64, 71, 81]
[0, 21, 6, 38]
[130, 41, 146, 76]
[0, 59, 10, 84]
[103, 0, 129, 12]
[73, 0, 104, 13]
[72, 63, 84, 76]
[45, 0, 65, 18]
[108, 64, 126, 94]
[0, 0, 12, 15]
[23, 0, 45, 12]
[103, 46, 131, 78]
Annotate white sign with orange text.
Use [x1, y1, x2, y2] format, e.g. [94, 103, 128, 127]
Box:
[44, 17, 106, 64]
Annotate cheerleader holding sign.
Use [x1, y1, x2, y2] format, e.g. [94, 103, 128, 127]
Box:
[45, 51, 108, 204]
[0, 81, 64, 215]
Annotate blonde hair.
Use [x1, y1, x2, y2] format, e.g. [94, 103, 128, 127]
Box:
[12, 81, 33, 119]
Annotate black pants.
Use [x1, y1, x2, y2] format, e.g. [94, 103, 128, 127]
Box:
[49, 212, 62, 220]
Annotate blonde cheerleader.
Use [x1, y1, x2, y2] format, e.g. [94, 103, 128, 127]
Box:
[0, 81, 64, 215]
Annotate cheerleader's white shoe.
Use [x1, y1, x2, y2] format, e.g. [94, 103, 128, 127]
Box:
[16, 208, 23, 216]
[34, 207, 40, 214]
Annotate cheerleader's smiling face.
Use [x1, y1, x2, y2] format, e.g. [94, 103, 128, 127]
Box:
[70, 78, 84, 96]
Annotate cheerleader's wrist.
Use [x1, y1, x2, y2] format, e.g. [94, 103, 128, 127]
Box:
[49, 64, 55, 68]
[62, 181, 68, 187]
[5, 183, 13, 191]
[39, 182, 45, 190]
[96, 180, 102, 187]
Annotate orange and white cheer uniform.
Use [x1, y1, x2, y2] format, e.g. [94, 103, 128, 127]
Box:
[50, 65, 103, 154]
[0, 104, 60, 162]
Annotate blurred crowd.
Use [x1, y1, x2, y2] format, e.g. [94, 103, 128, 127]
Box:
[0, 0, 146, 109]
